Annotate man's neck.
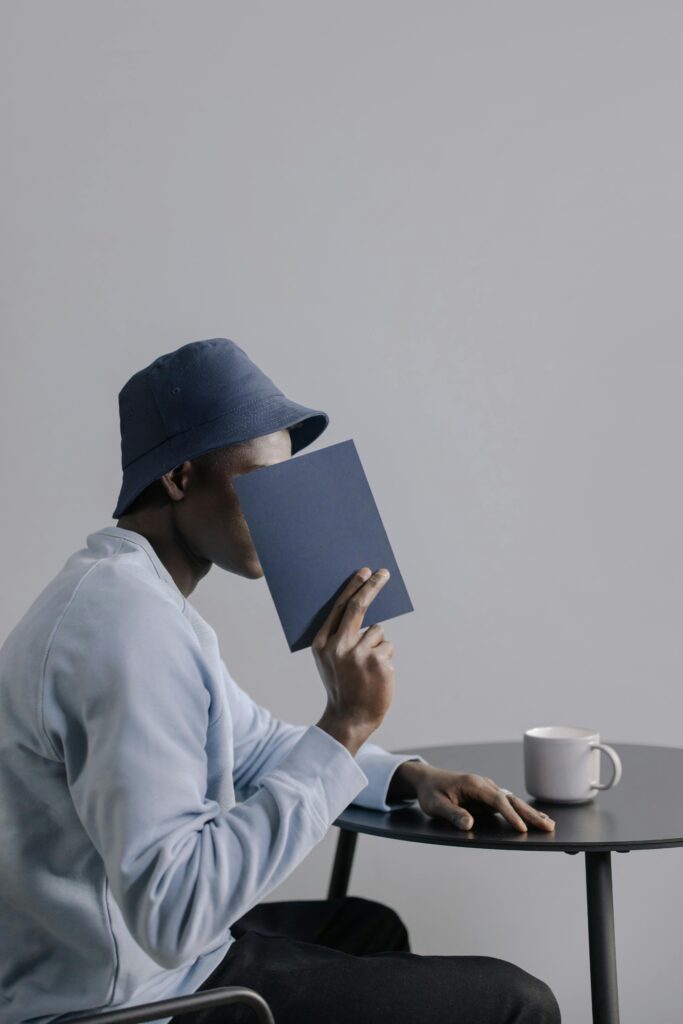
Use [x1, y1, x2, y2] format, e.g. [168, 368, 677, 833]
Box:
[115, 513, 211, 598]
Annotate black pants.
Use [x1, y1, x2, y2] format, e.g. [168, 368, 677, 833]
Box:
[170, 896, 561, 1024]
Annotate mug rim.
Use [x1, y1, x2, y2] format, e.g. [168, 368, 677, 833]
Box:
[525, 725, 599, 742]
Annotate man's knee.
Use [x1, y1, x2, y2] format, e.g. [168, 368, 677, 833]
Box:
[492, 958, 561, 1023]
[522, 974, 561, 1023]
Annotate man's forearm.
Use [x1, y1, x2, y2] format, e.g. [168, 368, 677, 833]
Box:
[386, 759, 430, 802]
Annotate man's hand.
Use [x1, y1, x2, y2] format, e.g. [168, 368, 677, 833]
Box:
[314, 568, 395, 756]
[391, 761, 556, 833]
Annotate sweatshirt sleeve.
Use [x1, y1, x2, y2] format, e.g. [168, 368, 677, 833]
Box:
[40, 566, 369, 970]
[225, 661, 427, 811]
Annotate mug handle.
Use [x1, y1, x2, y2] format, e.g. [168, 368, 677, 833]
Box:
[590, 742, 623, 790]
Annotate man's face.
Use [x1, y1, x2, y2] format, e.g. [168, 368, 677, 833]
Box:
[170, 428, 293, 580]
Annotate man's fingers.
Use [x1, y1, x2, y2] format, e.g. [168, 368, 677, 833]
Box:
[507, 793, 556, 832]
[459, 778, 528, 833]
[334, 570, 391, 641]
[313, 568, 372, 647]
[428, 775, 556, 835]
[354, 622, 385, 651]
[490, 790, 528, 833]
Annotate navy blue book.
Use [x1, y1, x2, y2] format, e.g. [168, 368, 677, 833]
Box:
[232, 438, 414, 652]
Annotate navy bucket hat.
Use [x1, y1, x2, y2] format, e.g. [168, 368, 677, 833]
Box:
[112, 338, 329, 519]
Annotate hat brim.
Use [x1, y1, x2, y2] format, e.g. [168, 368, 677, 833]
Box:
[112, 394, 329, 519]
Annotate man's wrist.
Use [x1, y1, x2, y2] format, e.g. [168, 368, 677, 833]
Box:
[315, 713, 371, 757]
[386, 758, 431, 802]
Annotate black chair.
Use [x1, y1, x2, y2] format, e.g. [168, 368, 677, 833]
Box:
[67, 985, 275, 1023]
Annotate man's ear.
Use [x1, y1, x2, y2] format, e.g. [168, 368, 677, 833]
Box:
[160, 461, 193, 503]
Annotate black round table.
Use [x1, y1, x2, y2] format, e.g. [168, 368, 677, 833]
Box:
[329, 741, 683, 1024]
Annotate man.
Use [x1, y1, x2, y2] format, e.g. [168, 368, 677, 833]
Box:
[0, 338, 561, 1023]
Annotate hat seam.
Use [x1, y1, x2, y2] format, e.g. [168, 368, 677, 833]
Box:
[148, 372, 171, 436]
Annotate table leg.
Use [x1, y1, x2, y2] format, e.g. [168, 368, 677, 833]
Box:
[327, 828, 357, 899]
[585, 851, 620, 1024]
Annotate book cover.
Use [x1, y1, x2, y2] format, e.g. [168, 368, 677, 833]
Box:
[233, 438, 414, 652]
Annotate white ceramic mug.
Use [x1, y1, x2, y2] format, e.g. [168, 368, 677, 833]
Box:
[524, 726, 623, 804]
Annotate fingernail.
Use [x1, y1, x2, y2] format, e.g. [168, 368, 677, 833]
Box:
[377, 569, 390, 578]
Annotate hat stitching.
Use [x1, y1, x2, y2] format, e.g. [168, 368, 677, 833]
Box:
[122, 393, 293, 469]
[121, 395, 316, 471]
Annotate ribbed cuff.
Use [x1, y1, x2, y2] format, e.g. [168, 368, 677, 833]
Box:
[262, 725, 369, 833]
[353, 750, 429, 811]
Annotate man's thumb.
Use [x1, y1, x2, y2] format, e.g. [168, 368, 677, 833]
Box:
[451, 807, 473, 830]
[431, 794, 473, 831]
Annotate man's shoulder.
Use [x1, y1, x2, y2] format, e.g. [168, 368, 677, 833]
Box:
[0, 548, 170, 672]
[58, 554, 188, 649]
[78, 549, 183, 607]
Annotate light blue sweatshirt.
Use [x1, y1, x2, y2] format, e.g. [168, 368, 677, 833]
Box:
[0, 526, 425, 1024]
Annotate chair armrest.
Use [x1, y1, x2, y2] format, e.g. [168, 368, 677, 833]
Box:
[65, 985, 275, 1024]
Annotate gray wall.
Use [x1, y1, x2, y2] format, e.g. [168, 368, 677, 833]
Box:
[2, 3, 681, 1019]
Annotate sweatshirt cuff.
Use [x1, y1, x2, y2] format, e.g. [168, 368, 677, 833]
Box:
[352, 750, 429, 811]
[261, 725, 369, 833]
